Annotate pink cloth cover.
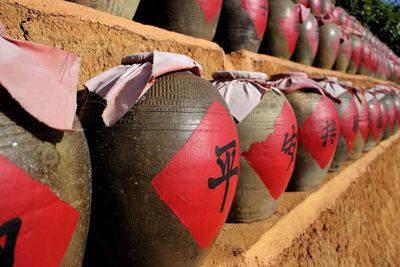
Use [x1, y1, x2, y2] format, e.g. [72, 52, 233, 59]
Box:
[315, 76, 347, 98]
[211, 71, 278, 122]
[85, 51, 202, 126]
[0, 25, 80, 130]
[267, 72, 340, 103]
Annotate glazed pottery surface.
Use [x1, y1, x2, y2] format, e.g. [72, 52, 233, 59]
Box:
[0, 87, 91, 267]
[349, 90, 369, 160]
[346, 34, 363, 74]
[363, 93, 382, 152]
[214, 0, 268, 52]
[382, 94, 396, 140]
[79, 71, 238, 267]
[134, 0, 222, 40]
[313, 21, 340, 69]
[309, 0, 332, 16]
[68, 0, 140, 19]
[333, 29, 352, 72]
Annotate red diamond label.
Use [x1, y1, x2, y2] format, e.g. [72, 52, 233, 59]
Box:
[241, 0, 268, 39]
[389, 105, 396, 132]
[151, 101, 239, 249]
[242, 102, 298, 200]
[0, 155, 79, 267]
[197, 0, 223, 21]
[299, 96, 340, 169]
[279, 5, 300, 56]
[370, 102, 383, 141]
[340, 99, 358, 152]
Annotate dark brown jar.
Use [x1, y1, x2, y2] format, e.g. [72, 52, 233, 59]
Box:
[213, 0, 268, 52]
[316, 78, 358, 172]
[291, 7, 319, 66]
[212, 71, 298, 222]
[269, 73, 340, 191]
[134, 0, 222, 40]
[68, 0, 141, 19]
[259, 0, 301, 59]
[79, 71, 239, 267]
[363, 91, 383, 152]
[313, 15, 341, 70]
[0, 87, 91, 267]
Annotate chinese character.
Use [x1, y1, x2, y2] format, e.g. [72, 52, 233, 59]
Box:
[281, 124, 298, 170]
[0, 217, 21, 267]
[321, 119, 337, 147]
[208, 140, 239, 213]
[353, 114, 359, 132]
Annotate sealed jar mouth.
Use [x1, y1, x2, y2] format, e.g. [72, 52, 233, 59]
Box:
[313, 76, 338, 83]
[212, 70, 268, 81]
[269, 72, 308, 81]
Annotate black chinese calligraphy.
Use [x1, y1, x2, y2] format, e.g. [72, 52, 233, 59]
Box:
[281, 124, 298, 170]
[321, 119, 337, 147]
[353, 114, 359, 132]
[208, 140, 239, 213]
[0, 217, 21, 267]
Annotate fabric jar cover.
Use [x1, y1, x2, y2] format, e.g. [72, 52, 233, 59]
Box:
[212, 71, 298, 222]
[291, 5, 319, 66]
[79, 52, 239, 266]
[316, 77, 359, 171]
[313, 14, 341, 70]
[0, 22, 91, 267]
[268, 72, 340, 191]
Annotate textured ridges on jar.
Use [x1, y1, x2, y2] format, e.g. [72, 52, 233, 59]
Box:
[285, 90, 320, 125]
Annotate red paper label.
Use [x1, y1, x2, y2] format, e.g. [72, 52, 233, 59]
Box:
[279, 6, 300, 57]
[241, 0, 268, 39]
[388, 105, 397, 132]
[0, 156, 79, 267]
[242, 102, 298, 200]
[299, 96, 340, 169]
[369, 101, 382, 141]
[306, 16, 320, 57]
[340, 99, 359, 152]
[359, 102, 370, 142]
[351, 40, 363, 69]
[151, 101, 239, 249]
[197, 0, 223, 21]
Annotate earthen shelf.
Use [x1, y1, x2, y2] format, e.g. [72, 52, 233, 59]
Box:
[1, 0, 399, 265]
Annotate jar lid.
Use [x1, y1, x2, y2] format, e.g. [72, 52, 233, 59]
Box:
[212, 71, 268, 81]
[269, 72, 308, 81]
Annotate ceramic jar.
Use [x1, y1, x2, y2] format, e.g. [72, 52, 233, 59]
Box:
[309, 0, 333, 17]
[268, 73, 340, 191]
[0, 87, 91, 267]
[68, 0, 141, 19]
[346, 32, 363, 74]
[363, 91, 384, 152]
[79, 70, 239, 267]
[390, 88, 400, 133]
[134, 0, 222, 40]
[333, 28, 352, 72]
[313, 15, 341, 69]
[212, 71, 298, 222]
[316, 78, 358, 172]
[214, 0, 268, 52]
[291, 7, 319, 66]
[259, 0, 301, 59]
[358, 37, 372, 76]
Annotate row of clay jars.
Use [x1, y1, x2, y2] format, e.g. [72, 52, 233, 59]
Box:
[294, 0, 333, 16]
[67, 0, 141, 19]
[0, 86, 92, 267]
[79, 71, 239, 266]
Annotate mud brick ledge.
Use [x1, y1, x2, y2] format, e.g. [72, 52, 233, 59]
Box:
[1, 0, 400, 265]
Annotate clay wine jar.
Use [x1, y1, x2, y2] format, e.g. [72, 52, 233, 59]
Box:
[294, 0, 309, 6]
[332, 28, 352, 72]
[390, 88, 400, 133]
[212, 71, 298, 222]
[309, 0, 333, 17]
[213, 0, 268, 52]
[316, 78, 358, 172]
[79, 71, 239, 267]
[363, 91, 383, 152]
[348, 87, 369, 160]
[346, 33, 363, 74]
[381, 91, 397, 140]
[259, 0, 301, 59]
[68, 0, 141, 19]
[134, 0, 222, 40]
[0, 87, 91, 267]
[269, 73, 340, 191]
[357, 37, 372, 76]
[291, 7, 319, 66]
[313, 15, 341, 70]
